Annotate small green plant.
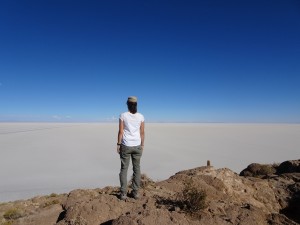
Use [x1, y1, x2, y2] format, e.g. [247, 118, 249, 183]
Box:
[177, 178, 207, 214]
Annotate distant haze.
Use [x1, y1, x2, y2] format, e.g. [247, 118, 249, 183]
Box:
[0, 123, 299, 202]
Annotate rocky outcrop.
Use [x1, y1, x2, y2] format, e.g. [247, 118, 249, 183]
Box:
[0, 194, 67, 225]
[239, 159, 300, 224]
[277, 160, 300, 174]
[239, 163, 277, 177]
[0, 159, 299, 225]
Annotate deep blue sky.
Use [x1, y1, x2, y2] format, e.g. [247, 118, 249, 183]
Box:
[0, 0, 299, 122]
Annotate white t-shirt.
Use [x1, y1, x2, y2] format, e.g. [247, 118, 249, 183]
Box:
[120, 111, 144, 146]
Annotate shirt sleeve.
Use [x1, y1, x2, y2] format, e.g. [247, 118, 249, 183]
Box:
[119, 113, 124, 121]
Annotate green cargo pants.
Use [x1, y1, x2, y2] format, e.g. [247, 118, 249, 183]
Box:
[119, 144, 143, 194]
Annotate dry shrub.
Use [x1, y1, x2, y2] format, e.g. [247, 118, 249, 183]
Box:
[1, 221, 13, 225]
[3, 208, 22, 220]
[177, 178, 207, 214]
[43, 199, 60, 208]
[140, 174, 155, 188]
[129, 173, 155, 189]
[48, 193, 58, 198]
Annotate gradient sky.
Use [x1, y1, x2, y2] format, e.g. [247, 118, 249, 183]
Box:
[0, 0, 299, 122]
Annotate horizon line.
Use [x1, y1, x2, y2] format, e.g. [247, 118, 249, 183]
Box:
[0, 121, 299, 124]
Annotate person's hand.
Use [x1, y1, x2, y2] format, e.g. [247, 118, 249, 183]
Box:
[141, 145, 144, 151]
[117, 145, 121, 154]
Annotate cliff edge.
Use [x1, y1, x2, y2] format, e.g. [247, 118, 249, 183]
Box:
[1, 159, 299, 225]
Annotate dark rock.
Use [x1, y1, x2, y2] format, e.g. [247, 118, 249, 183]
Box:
[240, 163, 276, 177]
[267, 213, 299, 225]
[277, 160, 300, 174]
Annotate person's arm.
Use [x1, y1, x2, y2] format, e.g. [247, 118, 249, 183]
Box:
[117, 119, 124, 153]
[140, 121, 145, 150]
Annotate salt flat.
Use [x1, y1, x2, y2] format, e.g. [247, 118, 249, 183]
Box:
[0, 123, 299, 202]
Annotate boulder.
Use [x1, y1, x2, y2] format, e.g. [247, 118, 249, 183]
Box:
[277, 159, 300, 174]
[240, 163, 276, 177]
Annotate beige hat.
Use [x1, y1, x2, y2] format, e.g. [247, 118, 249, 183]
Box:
[127, 96, 137, 103]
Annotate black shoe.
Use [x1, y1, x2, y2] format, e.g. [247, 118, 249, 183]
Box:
[119, 193, 127, 200]
[131, 191, 139, 200]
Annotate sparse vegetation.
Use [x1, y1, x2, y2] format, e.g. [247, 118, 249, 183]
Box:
[1, 221, 13, 225]
[3, 208, 22, 220]
[140, 174, 155, 188]
[177, 178, 207, 214]
[43, 199, 60, 208]
[129, 173, 155, 189]
[155, 178, 207, 219]
[49, 193, 58, 198]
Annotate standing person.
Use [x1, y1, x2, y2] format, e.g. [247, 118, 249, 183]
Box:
[117, 96, 145, 200]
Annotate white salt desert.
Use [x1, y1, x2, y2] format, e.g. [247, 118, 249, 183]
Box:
[0, 123, 299, 202]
